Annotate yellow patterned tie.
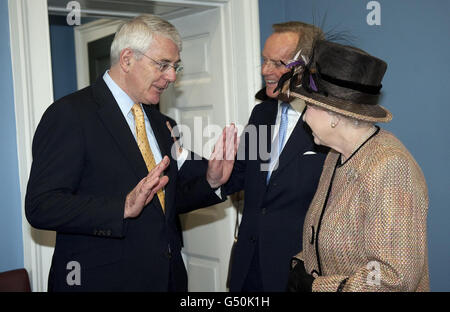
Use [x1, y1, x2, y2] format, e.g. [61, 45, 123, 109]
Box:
[131, 103, 165, 212]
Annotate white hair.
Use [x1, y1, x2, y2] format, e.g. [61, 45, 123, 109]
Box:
[110, 14, 182, 65]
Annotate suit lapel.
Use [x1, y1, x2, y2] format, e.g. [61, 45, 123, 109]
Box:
[257, 101, 278, 188]
[270, 117, 313, 181]
[142, 105, 171, 159]
[92, 78, 148, 179]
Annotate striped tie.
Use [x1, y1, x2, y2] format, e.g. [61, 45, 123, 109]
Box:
[131, 103, 165, 213]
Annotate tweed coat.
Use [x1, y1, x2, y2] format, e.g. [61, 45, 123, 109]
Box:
[296, 128, 429, 292]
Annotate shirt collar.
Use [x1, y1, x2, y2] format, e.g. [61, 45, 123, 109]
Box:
[103, 70, 135, 117]
[277, 100, 302, 117]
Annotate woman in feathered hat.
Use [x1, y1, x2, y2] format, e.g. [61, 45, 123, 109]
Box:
[285, 40, 429, 292]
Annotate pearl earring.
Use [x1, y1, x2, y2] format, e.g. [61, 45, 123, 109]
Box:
[331, 122, 336, 128]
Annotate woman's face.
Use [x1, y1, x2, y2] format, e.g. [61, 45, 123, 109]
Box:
[302, 104, 335, 147]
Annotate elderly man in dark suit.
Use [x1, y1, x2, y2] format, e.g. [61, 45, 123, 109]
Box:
[25, 14, 236, 292]
[212, 22, 328, 291]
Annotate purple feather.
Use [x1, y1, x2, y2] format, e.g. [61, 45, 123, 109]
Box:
[309, 75, 318, 92]
[286, 59, 305, 69]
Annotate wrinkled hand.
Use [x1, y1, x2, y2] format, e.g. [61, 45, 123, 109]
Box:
[124, 156, 170, 219]
[287, 258, 315, 292]
[206, 124, 239, 189]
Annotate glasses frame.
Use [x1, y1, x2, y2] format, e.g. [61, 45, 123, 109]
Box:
[137, 51, 183, 74]
[261, 57, 287, 69]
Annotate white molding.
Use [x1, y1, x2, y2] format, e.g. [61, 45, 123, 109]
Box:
[215, 0, 260, 289]
[221, 0, 261, 126]
[8, 0, 55, 292]
[74, 19, 125, 90]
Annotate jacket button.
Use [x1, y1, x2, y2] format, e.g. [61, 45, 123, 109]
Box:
[250, 236, 257, 243]
[261, 208, 267, 215]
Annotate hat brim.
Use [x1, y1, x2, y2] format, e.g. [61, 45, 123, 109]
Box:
[290, 87, 392, 123]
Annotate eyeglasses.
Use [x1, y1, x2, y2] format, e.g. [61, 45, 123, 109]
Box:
[262, 57, 287, 69]
[138, 52, 184, 74]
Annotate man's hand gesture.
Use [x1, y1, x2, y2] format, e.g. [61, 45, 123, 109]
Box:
[124, 156, 170, 219]
[207, 124, 239, 189]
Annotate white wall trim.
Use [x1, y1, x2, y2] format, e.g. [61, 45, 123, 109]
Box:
[8, 0, 55, 292]
[221, 0, 261, 125]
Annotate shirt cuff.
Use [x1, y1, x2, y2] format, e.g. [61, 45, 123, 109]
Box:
[214, 187, 223, 199]
[176, 148, 189, 170]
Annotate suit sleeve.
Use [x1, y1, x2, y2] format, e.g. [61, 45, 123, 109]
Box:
[174, 151, 226, 214]
[25, 101, 126, 237]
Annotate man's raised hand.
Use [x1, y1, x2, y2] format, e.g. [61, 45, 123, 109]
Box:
[207, 124, 239, 189]
[124, 156, 170, 219]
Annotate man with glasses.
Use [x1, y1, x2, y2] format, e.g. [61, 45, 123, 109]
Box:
[25, 14, 237, 292]
[209, 22, 328, 291]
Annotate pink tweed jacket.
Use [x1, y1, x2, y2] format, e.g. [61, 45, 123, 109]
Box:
[296, 129, 429, 292]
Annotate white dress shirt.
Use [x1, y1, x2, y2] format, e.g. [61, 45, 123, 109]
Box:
[103, 71, 187, 170]
[265, 100, 303, 176]
[271, 100, 302, 153]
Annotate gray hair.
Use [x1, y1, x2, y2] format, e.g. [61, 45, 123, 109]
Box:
[272, 21, 324, 59]
[110, 14, 182, 65]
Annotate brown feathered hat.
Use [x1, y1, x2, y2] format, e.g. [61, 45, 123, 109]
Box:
[283, 40, 392, 123]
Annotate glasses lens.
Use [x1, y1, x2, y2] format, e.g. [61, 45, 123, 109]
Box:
[159, 62, 183, 74]
[159, 63, 169, 72]
[263, 58, 285, 68]
[175, 64, 183, 74]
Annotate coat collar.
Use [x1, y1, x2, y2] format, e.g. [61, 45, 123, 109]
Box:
[269, 118, 314, 182]
[142, 102, 178, 217]
[92, 77, 148, 179]
[92, 77, 176, 217]
[263, 103, 316, 185]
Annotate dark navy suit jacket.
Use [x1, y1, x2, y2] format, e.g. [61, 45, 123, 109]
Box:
[225, 96, 327, 291]
[25, 77, 222, 291]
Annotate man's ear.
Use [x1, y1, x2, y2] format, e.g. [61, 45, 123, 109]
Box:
[119, 48, 134, 72]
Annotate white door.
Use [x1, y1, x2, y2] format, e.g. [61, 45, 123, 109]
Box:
[161, 8, 236, 292]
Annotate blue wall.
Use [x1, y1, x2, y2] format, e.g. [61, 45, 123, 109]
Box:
[49, 15, 98, 100]
[49, 15, 78, 101]
[259, 0, 450, 291]
[0, 0, 24, 272]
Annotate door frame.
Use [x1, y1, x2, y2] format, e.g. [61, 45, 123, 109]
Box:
[9, 0, 261, 291]
[74, 19, 124, 90]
